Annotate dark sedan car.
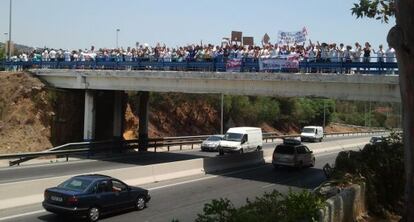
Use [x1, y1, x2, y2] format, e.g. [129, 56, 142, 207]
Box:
[42, 174, 151, 222]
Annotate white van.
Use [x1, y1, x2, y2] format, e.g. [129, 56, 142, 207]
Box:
[300, 126, 324, 142]
[218, 127, 263, 155]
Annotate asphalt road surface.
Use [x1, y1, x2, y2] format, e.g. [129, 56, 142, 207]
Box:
[0, 148, 353, 222]
[0, 134, 374, 184]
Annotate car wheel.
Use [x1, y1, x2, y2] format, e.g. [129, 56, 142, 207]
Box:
[257, 146, 262, 151]
[239, 148, 244, 154]
[319, 138, 323, 142]
[310, 158, 315, 167]
[219, 149, 224, 156]
[88, 207, 100, 222]
[136, 196, 146, 211]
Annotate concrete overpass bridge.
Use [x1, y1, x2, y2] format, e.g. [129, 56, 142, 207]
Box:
[30, 69, 400, 149]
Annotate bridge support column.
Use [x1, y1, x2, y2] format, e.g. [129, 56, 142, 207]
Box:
[138, 92, 149, 151]
[83, 90, 96, 141]
[113, 91, 124, 140]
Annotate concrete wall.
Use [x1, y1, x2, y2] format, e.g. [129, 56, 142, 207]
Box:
[318, 183, 367, 222]
[32, 70, 400, 102]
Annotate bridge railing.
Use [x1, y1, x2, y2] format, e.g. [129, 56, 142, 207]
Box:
[0, 59, 398, 75]
[0, 130, 388, 166]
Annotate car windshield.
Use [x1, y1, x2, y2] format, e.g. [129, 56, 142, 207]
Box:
[207, 136, 222, 141]
[58, 178, 93, 192]
[223, 133, 243, 141]
[371, 137, 382, 142]
[275, 145, 295, 154]
[302, 128, 315, 133]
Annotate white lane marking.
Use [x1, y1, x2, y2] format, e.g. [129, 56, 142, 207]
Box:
[147, 164, 268, 191]
[0, 210, 46, 221]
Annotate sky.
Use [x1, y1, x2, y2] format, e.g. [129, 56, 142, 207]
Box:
[0, 0, 394, 50]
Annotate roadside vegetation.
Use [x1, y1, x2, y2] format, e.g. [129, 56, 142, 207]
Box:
[194, 190, 324, 222]
[147, 93, 400, 135]
[0, 44, 5, 70]
[190, 133, 403, 222]
[331, 132, 404, 219]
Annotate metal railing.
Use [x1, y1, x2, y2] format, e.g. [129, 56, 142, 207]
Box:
[0, 130, 387, 166]
[0, 59, 398, 75]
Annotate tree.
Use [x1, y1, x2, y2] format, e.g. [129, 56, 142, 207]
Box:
[0, 45, 5, 60]
[352, 0, 414, 221]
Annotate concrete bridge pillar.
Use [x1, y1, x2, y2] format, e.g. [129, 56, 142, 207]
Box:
[83, 90, 96, 141]
[113, 91, 124, 140]
[138, 91, 149, 151]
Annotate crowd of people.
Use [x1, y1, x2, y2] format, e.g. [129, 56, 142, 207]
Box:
[9, 40, 396, 64]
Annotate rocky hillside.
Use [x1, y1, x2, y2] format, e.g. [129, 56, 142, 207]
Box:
[0, 72, 53, 153]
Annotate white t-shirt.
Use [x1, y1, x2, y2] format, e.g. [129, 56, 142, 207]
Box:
[79, 52, 86, 61]
[125, 51, 133, 62]
[338, 47, 345, 60]
[385, 48, 396, 62]
[270, 48, 279, 58]
[49, 50, 57, 59]
[351, 48, 361, 62]
[307, 48, 316, 61]
[42, 50, 49, 61]
[320, 47, 329, 60]
[64, 51, 71, 62]
[343, 50, 352, 60]
[375, 49, 385, 62]
[329, 49, 338, 62]
[20, 53, 28, 62]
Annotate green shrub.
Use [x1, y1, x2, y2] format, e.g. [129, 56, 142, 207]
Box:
[0, 45, 5, 60]
[195, 190, 324, 222]
[332, 132, 404, 216]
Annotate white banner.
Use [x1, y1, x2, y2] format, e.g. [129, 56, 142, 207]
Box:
[226, 59, 242, 72]
[259, 57, 300, 71]
[277, 27, 308, 45]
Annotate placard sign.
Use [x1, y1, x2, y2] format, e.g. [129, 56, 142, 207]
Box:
[231, 31, 243, 42]
[243, 37, 254, 46]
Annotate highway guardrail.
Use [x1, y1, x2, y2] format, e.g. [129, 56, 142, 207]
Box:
[0, 130, 388, 166]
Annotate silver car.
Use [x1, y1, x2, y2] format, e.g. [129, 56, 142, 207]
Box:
[272, 139, 315, 168]
[201, 135, 223, 152]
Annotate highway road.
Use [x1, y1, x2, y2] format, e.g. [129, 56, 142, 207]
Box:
[0, 134, 377, 222]
[0, 149, 342, 222]
[0, 134, 374, 184]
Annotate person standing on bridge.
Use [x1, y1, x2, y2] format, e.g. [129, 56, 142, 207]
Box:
[352, 42, 362, 74]
[363, 42, 371, 63]
[49, 49, 57, 62]
[385, 45, 396, 74]
[372, 45, 385, 63]
[41, 49, 49, 69]
[343, 45, 353, 74]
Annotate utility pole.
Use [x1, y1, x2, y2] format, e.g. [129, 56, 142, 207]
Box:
[116, 29, 120, 49]
[8, 0, 12, 60]
[220, 94, 224, 134]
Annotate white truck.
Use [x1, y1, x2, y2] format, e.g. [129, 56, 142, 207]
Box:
[300, 126, 324, 142]
[218, 127, 263, 155]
